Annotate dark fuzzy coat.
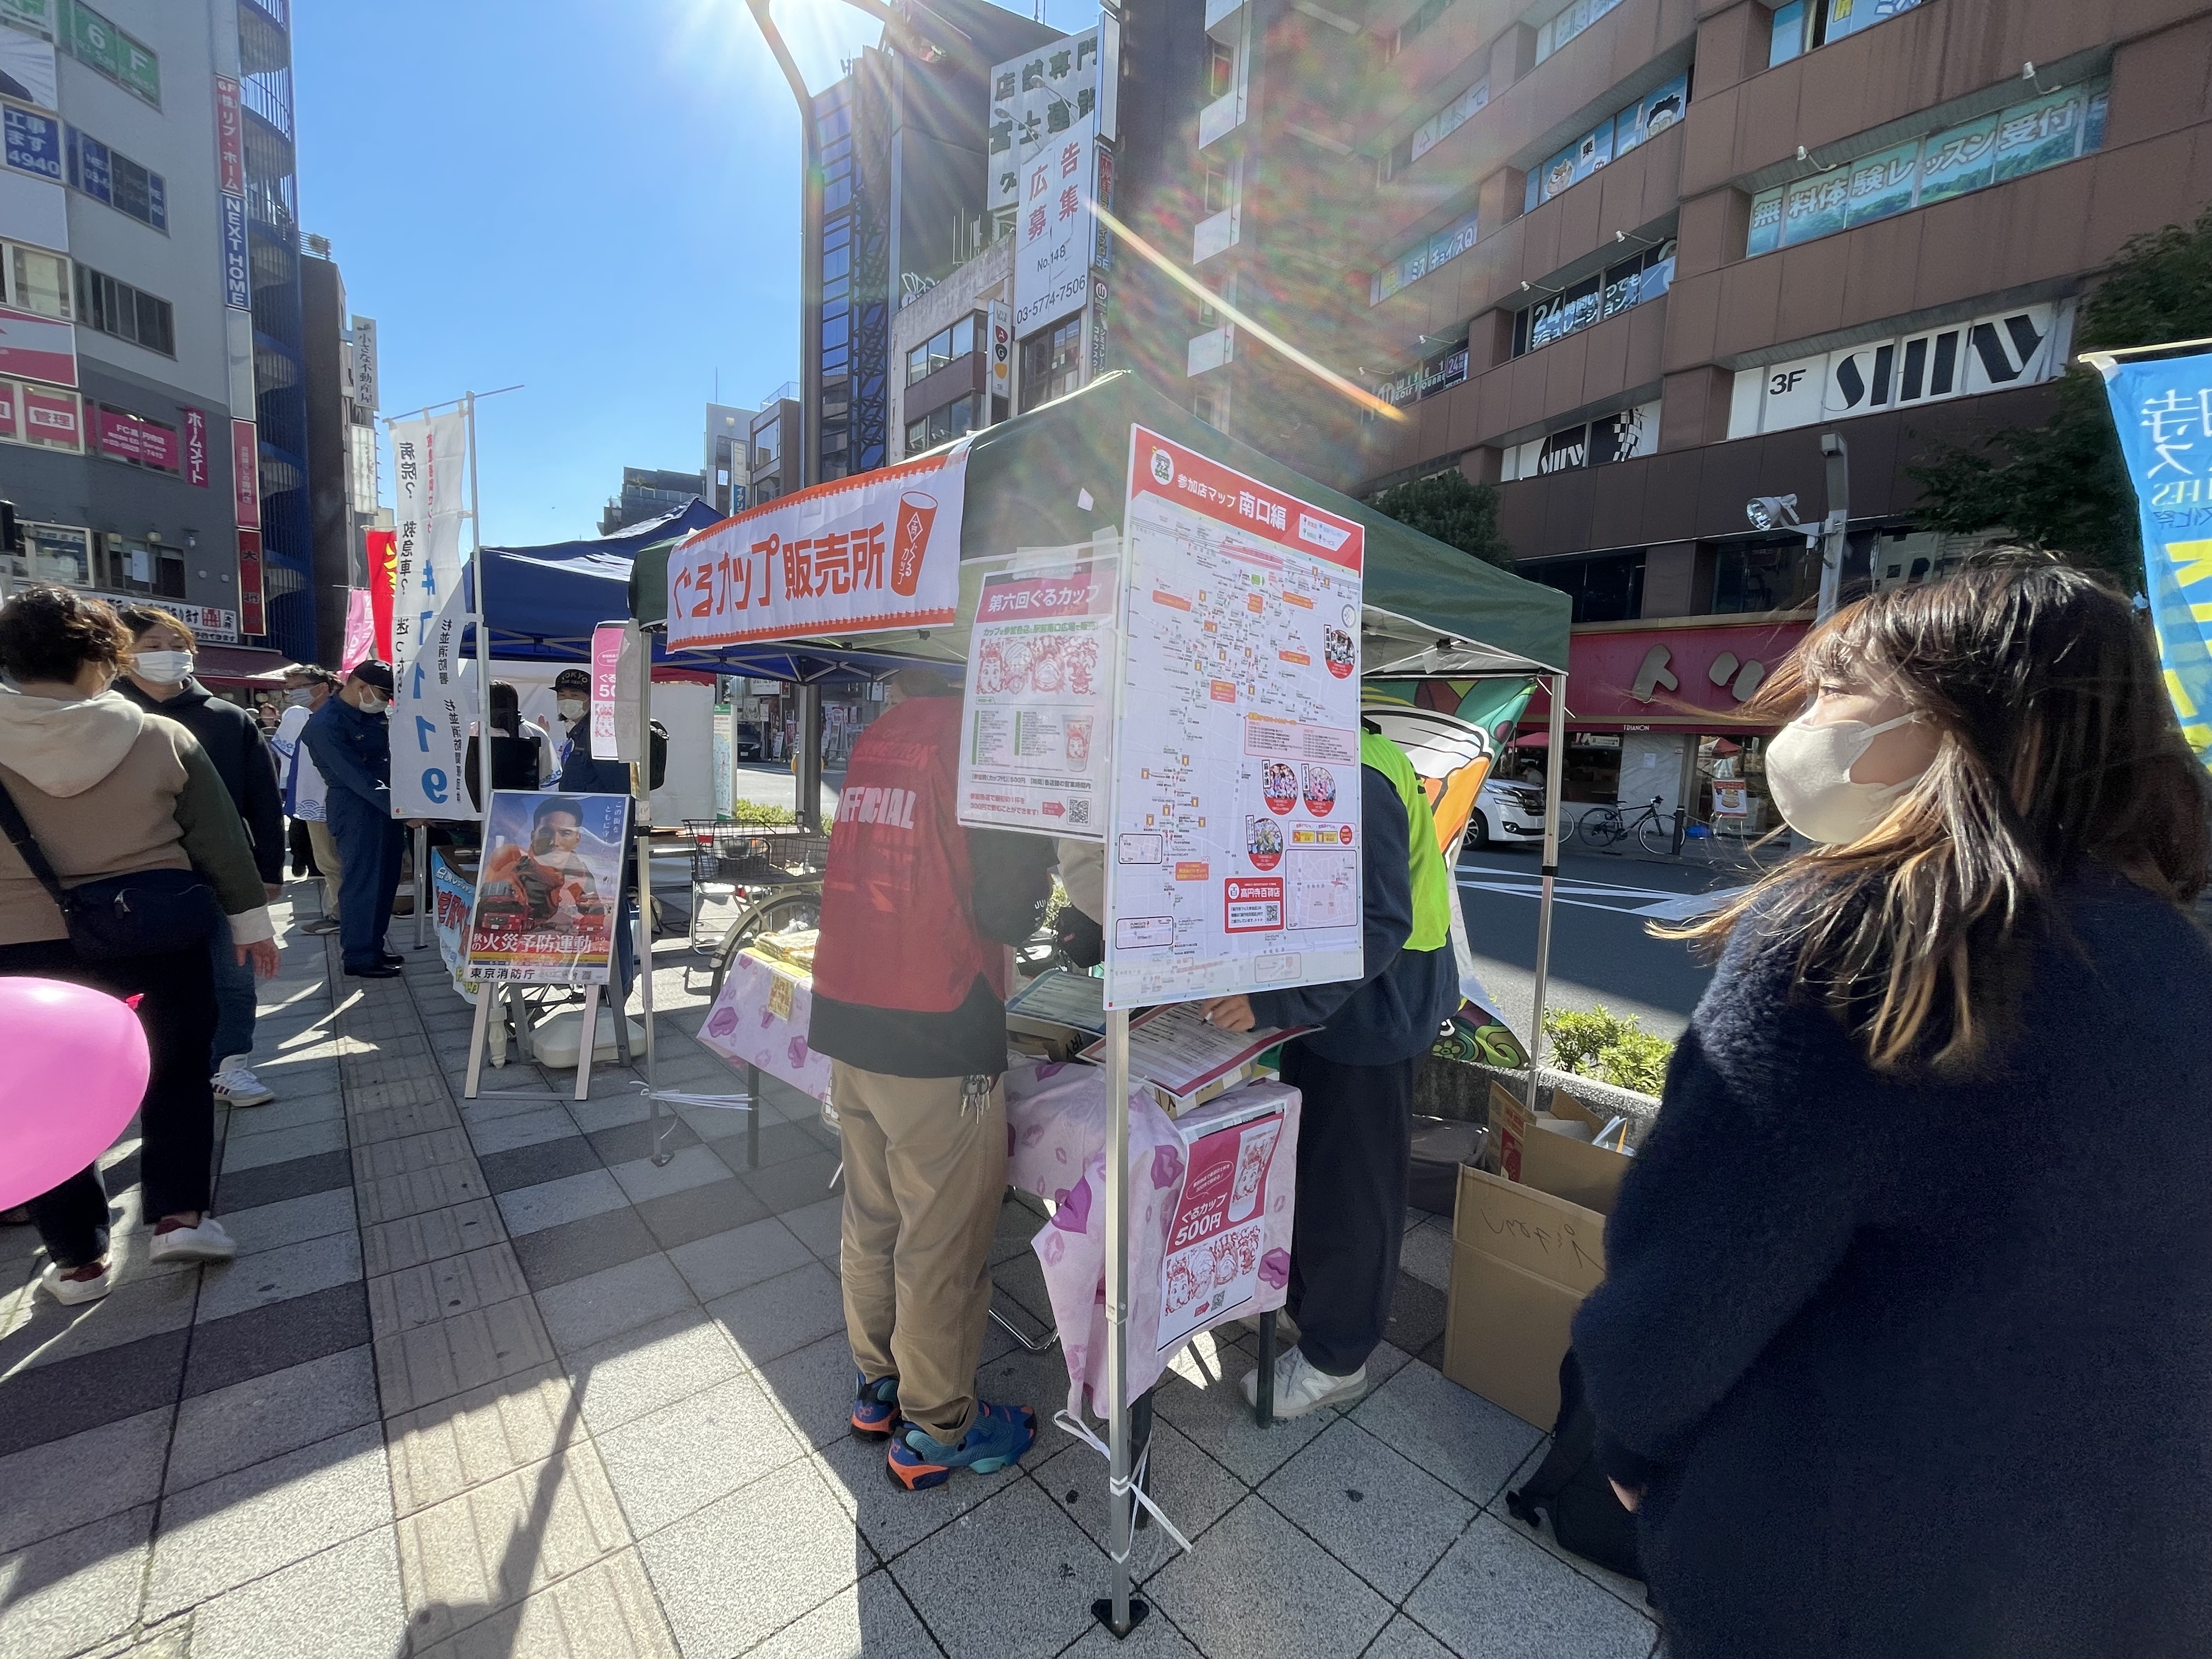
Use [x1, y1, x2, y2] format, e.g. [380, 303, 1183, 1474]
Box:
[1575, 870, 2212, 1659]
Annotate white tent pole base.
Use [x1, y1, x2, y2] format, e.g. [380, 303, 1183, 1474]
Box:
[1091, 1005, 1150, 1638]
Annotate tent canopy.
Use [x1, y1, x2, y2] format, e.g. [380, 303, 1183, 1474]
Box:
[629, 373, 1570, 679]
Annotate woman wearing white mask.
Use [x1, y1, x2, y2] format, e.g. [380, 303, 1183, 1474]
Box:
[1573, 555, 2212, 1658]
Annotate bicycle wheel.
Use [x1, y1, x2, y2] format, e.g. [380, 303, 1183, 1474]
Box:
[1578, 806, 1626, 848]
[1637, 813, 1673, 856]
[707, 885, 824, 1003]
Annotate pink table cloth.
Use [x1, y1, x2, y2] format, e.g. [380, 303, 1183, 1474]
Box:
[696, 948, 835, 1107]
[1004, 1059, 1302, 1419]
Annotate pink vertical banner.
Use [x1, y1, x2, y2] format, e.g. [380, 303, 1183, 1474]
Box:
[231, 419, 259, 529]
[589, 622, 636, 763]
[182, 407, 208, 487]
[341, 589, 374, 672]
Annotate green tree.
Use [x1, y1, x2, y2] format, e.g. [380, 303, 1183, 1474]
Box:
[1370, 470, 1513, 569]
[1910, 206, 2212, 586]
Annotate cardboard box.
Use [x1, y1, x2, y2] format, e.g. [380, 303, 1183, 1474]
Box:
[1488, 1081, 1632, 1215]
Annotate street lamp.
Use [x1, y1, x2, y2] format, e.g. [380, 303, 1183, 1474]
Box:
[1816, 430, 1849, 620]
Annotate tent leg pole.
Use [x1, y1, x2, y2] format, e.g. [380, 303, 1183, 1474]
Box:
[412, 825, 430, 947]
[1091, 1006, 1147, 1637]
[1524, 671, 1568, 1109]
[793, 684, 823, 832]
[639, 664, 662, 1154]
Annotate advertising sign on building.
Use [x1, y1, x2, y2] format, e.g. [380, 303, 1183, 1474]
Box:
[464, 791, 634, 985]
[2, 104, 61, 179]
[988, 25, 1101, 214]
[350, 315, 379, 411]
[218, 192, 248, 309]
[0, 0, 57, 43]
[987, 300, 1012, 403]
[0, 29, 60, 109]
[93, 407, 177, 470]
[230, 418, 259, 528]
[1012, 111, 1094, 338]
[65, 1, 158, 106]
[181, 405, 208, 487]
[0, 304, 74, 385]
[236, 529, 266, 637]
[89, 591, 236, 642]
[19, 381, 76, 447]
[212, 75, 243, 192]
[667, 442, 968, 651]
[1103, 425, 1367, 1008]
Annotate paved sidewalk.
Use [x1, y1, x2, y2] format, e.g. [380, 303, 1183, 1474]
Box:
[1, 883, 1660, 1659]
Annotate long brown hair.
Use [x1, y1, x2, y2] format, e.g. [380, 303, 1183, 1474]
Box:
[1674, 553, 2209, 1074]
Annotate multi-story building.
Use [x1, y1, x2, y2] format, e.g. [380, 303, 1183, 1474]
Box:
[0, 0, 306, 672]
[746, 386, 799, 505]
[704, 400, 748, 516]
[300, 236, 375, 668]
[598, 465, 704, 535]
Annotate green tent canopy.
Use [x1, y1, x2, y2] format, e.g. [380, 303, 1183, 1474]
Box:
[628, 372, 1568, 679]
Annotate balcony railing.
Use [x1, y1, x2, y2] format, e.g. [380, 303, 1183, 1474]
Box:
[1198, 88, 1245, 148]
[1193, 205, 1239, 264]
[241, 0, 290, 30]
[241, 74, 293, 140]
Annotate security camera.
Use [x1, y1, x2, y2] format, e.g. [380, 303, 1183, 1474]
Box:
[1746, 494, 1801, 531]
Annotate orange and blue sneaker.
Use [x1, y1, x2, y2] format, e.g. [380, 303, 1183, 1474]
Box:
[851, 1372, 901, 1441]
[885, 1400, 1037, 1492]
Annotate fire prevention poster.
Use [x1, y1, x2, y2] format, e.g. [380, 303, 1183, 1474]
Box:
[1103, 425, 1365, 1008]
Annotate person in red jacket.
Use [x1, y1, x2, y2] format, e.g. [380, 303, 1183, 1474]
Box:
[808, 665, 1057, 1491]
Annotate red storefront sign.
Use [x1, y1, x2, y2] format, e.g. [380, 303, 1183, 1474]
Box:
[231, 419, 259, 529]
[0, 306, 78, 387]
[0, 383, 15, 443]
[93, 407, 179, 471]
[236, 530, 266, 637]
[21, 384, 80, 448]
[1524, 620, 1811, 729]
[213, 77, 245, 194]
[182, 407, 208, 486]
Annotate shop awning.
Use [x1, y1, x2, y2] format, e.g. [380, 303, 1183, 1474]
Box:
[194, 645, 294, 686]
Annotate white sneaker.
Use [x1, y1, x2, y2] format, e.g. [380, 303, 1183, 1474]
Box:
[39, 1260, 115, 1305]
[1240, 1345, 1367, 1419]
[149, 1217, 238, 1263]
[211, 1059, 274, 1107]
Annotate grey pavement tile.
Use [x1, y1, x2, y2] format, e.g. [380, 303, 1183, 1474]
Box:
[1362, 1615, 1458, 1659]
[596, 1372, 805, 1538]
[1148, 1339, 1337, 1487]
[989, 1246, 1056, 1326]
[183, 1280, 372, 1399]
[887, 1476, 1103, 1659]
[396, 1443, 633, 1650]
[816, 1427, 1027, 1566]
[569, 1308, 743, 1437]
[511, 1207, 662, 1295]
[221, 1186, 358, 1256]
[0, 1502, 154, 1659]
[584, 1116, 701, 1167]
[408, 1547, 679, 1659]
[497, 1170, 630, 1238]
[706, 1261, 845, 1367]
[385, 1365, 580, 1519]
[0, 1408, 170, 1558]
[1146, 1494, 1393, 1659]
[569, 1097, 651, 1134]
[1385, 1273, 1451, 1368]
[361, 1198, 506, 1277]
[1060, 1612, 1206, 1658]
[143, 1424, 392, 1618]
[536, 1253, 697, 1357]
[740, 1148, 845, 1216]
[352, 1126, 479, 1183]
[637, 1461, 870, 1659]
[1495, 1495, 1654, 1617]
[606, 1144, 733, 1207]
[187, 1523, 407, 1659]
[212, 1148, 352, 1214]
[0, 1329, 187, 1459]
[1037, 1419, 1248, 1586]
[462, 1104, 582, 1156]
[224, 1089, 346, 1134]
[0, 1264, 199, 1377]
[757, 1331, 867, 1453]
[1348, 1359, 1545, 1508]
[358, 1163, 492, 1226]
[167, 1346, 380, 1491]
[220, 1118, 348, 1174]
[193, 1227, 363, 1324]
[746, 1568, 941, 1659]
[1398, 1219, 1455, 1293]
[631, 1176, 772, 1251]
[351, 1093, 466, 1145]
[368, 1242, 532, 1338]
[673, 1102, 756, 1144]
[727, 1120, 838, 1172]
[1403, 1515, 1656, 1659]
[971, 1328, 1081, 1429]
[780, 1194, 844, 1262]
[480, 1135, 605, 1197]
[1258, 1417, 1477, 1600]
[459, 1088, 565, 1126]
[373, 1294, 559, 1415]
[667, 1215, 812, 1303]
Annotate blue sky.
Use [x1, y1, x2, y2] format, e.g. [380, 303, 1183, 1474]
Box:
[292, 0, 1092, 550]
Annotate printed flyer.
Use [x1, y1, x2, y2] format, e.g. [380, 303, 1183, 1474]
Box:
[462, 791, 631, 985]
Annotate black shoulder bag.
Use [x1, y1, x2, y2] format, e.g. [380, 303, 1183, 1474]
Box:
[0, 776, 222, 960]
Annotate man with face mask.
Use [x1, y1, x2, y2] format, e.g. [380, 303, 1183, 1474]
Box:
[114, 608, 285, 1106]
[301, 660, 408, 978]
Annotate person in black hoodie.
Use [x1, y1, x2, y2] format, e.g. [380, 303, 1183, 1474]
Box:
[1574, 559, 2212, 1659]
[115, 607, 284, 1107]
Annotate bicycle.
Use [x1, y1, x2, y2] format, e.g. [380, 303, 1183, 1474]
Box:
[1577, 794, 1675, 856]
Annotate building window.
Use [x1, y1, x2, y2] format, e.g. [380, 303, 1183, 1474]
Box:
[753, 419, 780, 468]
[1524, 72, 1690, 213]
[1019, 317, 1082, 413]
[905, 313, 981, 386]
[1203, 168, 1233, 214]
[1713, 539, 1822, 614]
[1522, 550, 1645, 623]
[0, 379, 83, 452]
[74, 266, 174, 356]
[1206, 37, 1235, 99]
[64, 128, 167, 232]
[7, 522, 93, 588]
[1393, 0, 1453, 55]
[905, 394, 977, 454]
[1192, 388, 1221, 428]
[1533, 0, 1626, 65]
[2, 243, 71, 319]
[1769, 0, 1926, 65]
[1747, 78, 2108, 257]
[1512, 239, 1674, 357]
[91, 403, 179, 473]
[95, 535, 185, 597]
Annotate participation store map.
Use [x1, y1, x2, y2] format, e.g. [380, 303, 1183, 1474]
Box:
[1104, 425, 1367, 1008]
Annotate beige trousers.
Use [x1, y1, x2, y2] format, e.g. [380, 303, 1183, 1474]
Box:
[305, 820, 344, 919]
[833, 1060, 1006, 1444]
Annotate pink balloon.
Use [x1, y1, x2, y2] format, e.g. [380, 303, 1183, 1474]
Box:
[0, 978, 151, 1212]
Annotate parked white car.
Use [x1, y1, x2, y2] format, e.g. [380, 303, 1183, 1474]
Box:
[1464, 771, 1549, 850]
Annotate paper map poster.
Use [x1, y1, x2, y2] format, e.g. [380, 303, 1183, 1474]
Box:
[1104, 425, 1365, 1007]
[956, 552, 1115, 836]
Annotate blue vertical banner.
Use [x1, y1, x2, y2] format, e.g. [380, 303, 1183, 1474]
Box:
[2096, 349, 2212, 770]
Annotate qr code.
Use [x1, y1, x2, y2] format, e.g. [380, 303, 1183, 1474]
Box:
[1066, 798, 1090, 825]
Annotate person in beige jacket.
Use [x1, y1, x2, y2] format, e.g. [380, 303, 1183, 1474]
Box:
[0, 586, 277, 1306]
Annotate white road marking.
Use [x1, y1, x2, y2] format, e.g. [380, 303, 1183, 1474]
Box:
[1455, 862, 1748, 919]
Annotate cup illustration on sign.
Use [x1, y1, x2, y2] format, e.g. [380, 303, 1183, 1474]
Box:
[1228, 1118, 1281, 1223]
[1065, 715, 1092, 768]
[892, 492, 936, 596]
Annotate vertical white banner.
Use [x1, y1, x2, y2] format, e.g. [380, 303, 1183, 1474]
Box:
[391, 411, 479, 819]
[388, 417, 428, 672]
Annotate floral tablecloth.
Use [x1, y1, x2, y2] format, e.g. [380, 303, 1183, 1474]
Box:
[1004, 1059, 1301, 1419]
[696, 948, 834, 1107]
